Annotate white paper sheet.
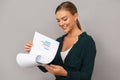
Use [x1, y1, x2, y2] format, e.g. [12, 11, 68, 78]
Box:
[16, 32, 59, 68]
[16, 53, 39, 67]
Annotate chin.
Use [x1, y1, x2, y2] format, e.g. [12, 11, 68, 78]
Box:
[63, 30, 69, 33]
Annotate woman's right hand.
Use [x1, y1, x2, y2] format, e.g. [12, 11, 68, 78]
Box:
[24, 41, 33, 52]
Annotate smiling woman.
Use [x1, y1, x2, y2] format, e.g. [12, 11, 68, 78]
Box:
[24, 1, 96, 80]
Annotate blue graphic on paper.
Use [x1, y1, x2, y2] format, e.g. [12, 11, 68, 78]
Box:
[41, 40, 51, 50]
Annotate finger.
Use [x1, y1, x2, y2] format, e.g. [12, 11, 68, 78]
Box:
[24, 46, 31, 52]
[24, 41, 32, 48]
[24, 45, 32, 51]
[24, 45, 32, 49]
[44, 65, 55, 71]
[25, 43, 32, 47]
[24, 45, 31, 49]
[50, 64, 59, 68]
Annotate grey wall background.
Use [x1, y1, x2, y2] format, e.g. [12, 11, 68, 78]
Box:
[0, 0, 120, 80]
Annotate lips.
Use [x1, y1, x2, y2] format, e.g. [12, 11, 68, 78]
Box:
[62, 25, 67, 30]
[63, 27, 67, 30]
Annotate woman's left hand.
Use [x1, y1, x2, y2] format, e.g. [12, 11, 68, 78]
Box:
[42, 64, 67, 76]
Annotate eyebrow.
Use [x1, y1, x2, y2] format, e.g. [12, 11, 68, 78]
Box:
[56, 16, 67, 20]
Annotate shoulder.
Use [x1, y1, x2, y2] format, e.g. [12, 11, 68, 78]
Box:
[78, 32, 96, 47]
[79, 32, 95, 42]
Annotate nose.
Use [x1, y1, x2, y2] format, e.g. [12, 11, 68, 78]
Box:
[59, 20, 65, 27]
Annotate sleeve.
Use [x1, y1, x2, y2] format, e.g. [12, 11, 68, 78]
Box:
[37, 66, 47, 72]
[65, 37, 96, 80]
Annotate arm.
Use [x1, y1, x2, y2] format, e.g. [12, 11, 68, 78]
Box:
[66, 37, 96, 80]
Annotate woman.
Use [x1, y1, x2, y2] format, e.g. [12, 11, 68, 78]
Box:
[25, 1, 96, 80]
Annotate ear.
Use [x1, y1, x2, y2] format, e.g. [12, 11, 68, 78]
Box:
[74, 13, 78, 21]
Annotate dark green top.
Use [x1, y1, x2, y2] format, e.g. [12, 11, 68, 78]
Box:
[38, 32, 96, 80]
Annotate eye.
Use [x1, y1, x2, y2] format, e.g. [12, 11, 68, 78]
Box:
[57, 20, 60, 23]
[56, 18, 60, 23]
[63, 17, 68, 21]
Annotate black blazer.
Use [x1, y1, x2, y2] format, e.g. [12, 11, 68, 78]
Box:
[38, 32, 96, 80]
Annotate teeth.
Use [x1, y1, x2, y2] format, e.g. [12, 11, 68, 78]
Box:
[63, 25, 67, 28]
[64, 25, 67, 27]
[63, 27, 67, 29]
[61, 25, 67, 30]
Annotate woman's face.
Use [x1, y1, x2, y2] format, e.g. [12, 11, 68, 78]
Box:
[55, 10, 78, 33]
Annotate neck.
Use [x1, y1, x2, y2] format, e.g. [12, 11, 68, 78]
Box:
[67, 25, 82, 37]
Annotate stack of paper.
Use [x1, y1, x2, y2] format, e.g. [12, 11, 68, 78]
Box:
[16, 32, 59, 68]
